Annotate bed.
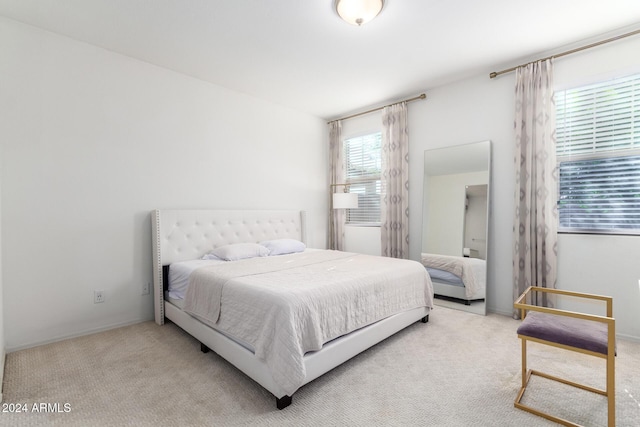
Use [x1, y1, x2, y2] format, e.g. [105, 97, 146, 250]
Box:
[420, 253, 485, 305]
[152, 209, 434, 409]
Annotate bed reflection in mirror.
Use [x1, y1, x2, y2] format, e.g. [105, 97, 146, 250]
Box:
[421, 141, 491, 315]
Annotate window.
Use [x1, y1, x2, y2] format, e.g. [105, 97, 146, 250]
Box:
[343, 132, 382, 224]
[556, 73, 640, 234]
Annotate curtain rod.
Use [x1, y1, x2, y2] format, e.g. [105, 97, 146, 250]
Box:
[489, 27, 640, 79]
[327, 93, 426, 123]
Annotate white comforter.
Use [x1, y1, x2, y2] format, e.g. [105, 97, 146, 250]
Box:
[183, 250, 433, 396]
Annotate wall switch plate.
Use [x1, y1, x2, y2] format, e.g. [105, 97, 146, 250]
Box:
[142, 282, 150, 295]
[94, 290, 105, 303]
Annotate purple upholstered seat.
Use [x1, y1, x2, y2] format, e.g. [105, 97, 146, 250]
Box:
[517, 311, 610, 355]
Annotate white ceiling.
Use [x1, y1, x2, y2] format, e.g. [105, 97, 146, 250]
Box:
[1, 0, 640, 119]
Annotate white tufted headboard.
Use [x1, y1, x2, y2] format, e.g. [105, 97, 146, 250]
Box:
[151, 209, 307, 325]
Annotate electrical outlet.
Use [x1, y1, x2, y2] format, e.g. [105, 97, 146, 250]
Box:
[94, 290, 105, 304]
[142, 282, 150, 295]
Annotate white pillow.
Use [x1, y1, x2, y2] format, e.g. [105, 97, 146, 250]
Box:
[260, 239, 306, 256]
[201, 252, 222, 260]
[207, 243, 270, 261]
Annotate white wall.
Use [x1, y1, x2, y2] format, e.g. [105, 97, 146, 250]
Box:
[424, 171, 488, 257]
[0, 102, 4, 401]
[0, 18, 328, 351]
[344, 225, 380, 255]
[408, 32, 640, 340]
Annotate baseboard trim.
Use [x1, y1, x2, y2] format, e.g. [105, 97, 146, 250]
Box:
[617, 332, 640, 343]
[487, 307, 513, 317]
[6, 316, 153, 353]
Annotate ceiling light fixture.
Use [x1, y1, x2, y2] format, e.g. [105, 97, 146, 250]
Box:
[335, 0, 384, 26]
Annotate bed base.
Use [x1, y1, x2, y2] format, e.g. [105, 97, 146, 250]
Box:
[199, 341, 291, 410]
[199, 314, 428, 410]
[434, 294, 482, 306]
[166, 300, 429, 409]
[432, 279, 484, 305]
[198, 333, 291, 409]
[276, 395, 292, 410]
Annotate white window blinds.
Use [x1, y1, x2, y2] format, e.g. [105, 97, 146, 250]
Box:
[556, 73, 640, 156]
[559, 155, 640, 231]
[344, 132, 382, 224]
[556, 73, 640, 234]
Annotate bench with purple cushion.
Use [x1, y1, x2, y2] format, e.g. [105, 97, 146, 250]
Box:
[513, 286, 615, 427]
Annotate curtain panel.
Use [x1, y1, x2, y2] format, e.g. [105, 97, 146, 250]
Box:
[329, 120, 346, 250]
[512, 59, 559, 318]
[381, 102, 410, 259]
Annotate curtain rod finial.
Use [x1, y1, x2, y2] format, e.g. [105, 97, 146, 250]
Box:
[489, 72, 498, 79]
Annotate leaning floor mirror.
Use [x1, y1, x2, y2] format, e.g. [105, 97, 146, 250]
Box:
[421, 140, 491, 315]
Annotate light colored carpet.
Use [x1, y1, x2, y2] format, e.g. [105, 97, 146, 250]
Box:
[2, 306, 639, 426]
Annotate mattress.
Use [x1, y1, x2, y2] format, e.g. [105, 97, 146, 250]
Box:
[426, 267, 464, 286]
[168, 259, 226, 299]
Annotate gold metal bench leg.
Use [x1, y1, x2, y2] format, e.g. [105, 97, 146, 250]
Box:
[515, 337, 614, 427]
[607, 351, 615, 427]
[521, 339, 527, 388]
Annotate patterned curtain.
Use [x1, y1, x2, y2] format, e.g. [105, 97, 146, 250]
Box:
[381, 102, 409, 259]
[513, 59, 558, 318]
[329, 120, 346, 250]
